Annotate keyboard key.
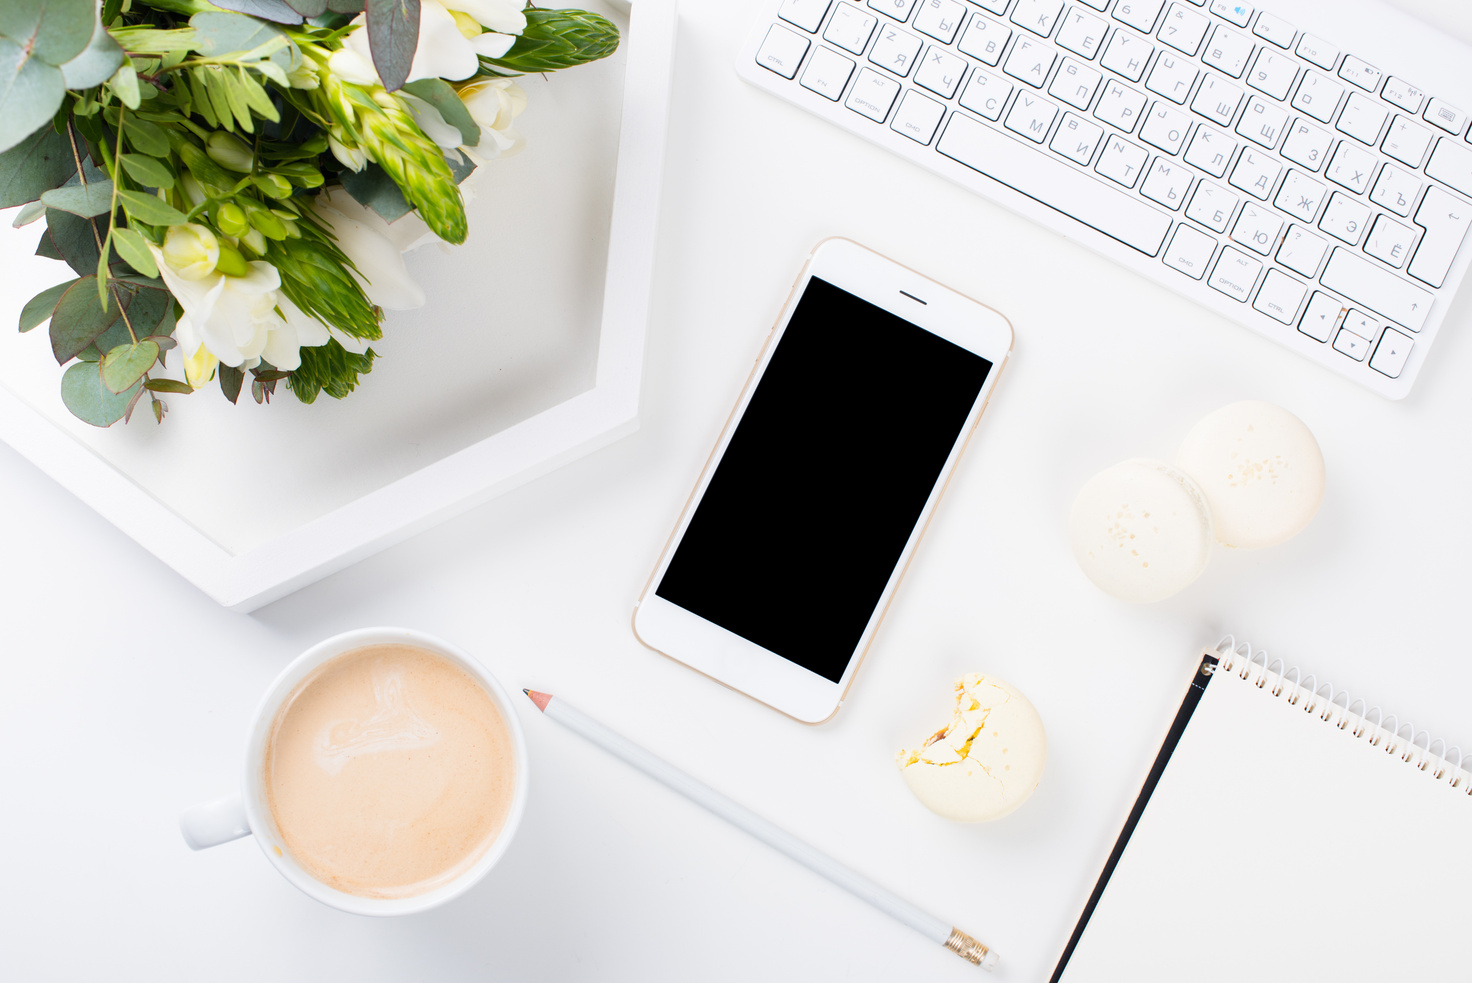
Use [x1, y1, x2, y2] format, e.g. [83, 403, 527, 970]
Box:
[1320, 247, 1432, 330]
[1253, 269, 1306, 322]
[1278, 224, 1328, 276]
[1004, 37, 1057, 87]
[1012, 0, 1065, 37]
[1423, 98, 1466, 134]
[1425, 138, 1472, 197]
[1370, 327, 1413, 377]
[1158, 3, 1209, 56]
[1050, 58, 1103, 109]
[868, 0, 919, 22]
[1343, 308, 1378, 339]
[870, 25, 923, 76]
[1146, 52, 1198, 104]
[1209, 0, 1252, 28]
[1114, 0, 1166, 33]
[1299, 290, 1341, 340]
[845, 67, 902, 120]
[975, 0, 1009, 11]
[1051, 111, 1105, 163]
[913, 0, 965, 42]
[1095, 79, 1147, 132]
[958, 15, 1011, 66]
[1290, 71, 1342, 124]
[757, 25, 811, 79]
[1100, 30, 1153, 83]
[1370, 165, 1419, 216]
[1364, 214, 1415, 268]
[801, 45, 857, 99]
[1231, 200, 1282, 254]
[1203, 25, 1253, 78]
[1333, 324, 1370, 360]
[1274, 169, 1326, 222]
[1319, 191, 1370, 243]
[1326, 141, 1376, 194]
[1184, 125, 1236, 177]
[1229, 148, 1280, 199]
[780, 0, 833, 32]
[936, 113, 1174, 253]
[1186, 180, 1239, 231]
[1163, 222, 1217, 277]
[1005, 91, 1059, 142]
[1236, 95, 1287, 148]
[1337, 92, 1388, 145]
[958, 69, 1013, 119]
[1337, 55, 1382, 92]
[1381, 115, 1431, 168]
[1096, 134, 1149, 186]
[825, 3, 878, 54]
[1252, 12, 1294, 48]
[1246, 47, 1297, 101]
[915, 44, 967, 97]
[1295, 34, 1338, 71]
[1058, 6, 1108, 59]
[1408, 187, 1472, 288]
[1073, 0, 1107, 10]
[1381, 77, 1425, 115]
[1141, 101, 1191, 153]
[1281, 118, 1331, 171]
[1192, 74, 1243, 127]
[1141, 156, 1192, 207]
[892, 88, 947, 142]
[1209, 246, 1262, 300]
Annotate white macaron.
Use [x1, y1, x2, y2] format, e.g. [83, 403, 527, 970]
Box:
[1069, 458, 1214, 603]
[1175, 401, 1325, 550]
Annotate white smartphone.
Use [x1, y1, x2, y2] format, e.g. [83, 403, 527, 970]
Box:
[632, 239, 1014, 723]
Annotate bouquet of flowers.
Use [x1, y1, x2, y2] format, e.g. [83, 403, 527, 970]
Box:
[0, 0, 618, 425]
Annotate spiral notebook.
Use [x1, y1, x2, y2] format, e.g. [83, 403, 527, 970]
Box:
[1052, 637, 1472, 983]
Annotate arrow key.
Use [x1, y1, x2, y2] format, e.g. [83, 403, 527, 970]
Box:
[1298, 290, 1343, 342]
[1333, 325, 1371, 361]
[1370, 327, 1414, 377]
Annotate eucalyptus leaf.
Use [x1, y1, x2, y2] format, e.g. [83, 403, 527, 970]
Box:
[41, 209, 104, 276]
[117, 153, 174, 189]
[100, 339, 160, 393]
[110, 227, 159, 278]
[59, 359, 141, 427]
[287, 0, 329, 15]
[219, 363, 244, 403]
[326, 0, 367, 12]
[50, 275, 120, 363]
[402, 78, 480, 147]
[208, 0, 305, 24]
[0, 38, 67, 156]
[12, 199, 47, 226]
[59, 19, 125, 89]
[85, 284, 172, 356]
[145, 377, 192, 394]
[365, 0, 420, 92]
[0, 0, 95, 67]
[109, 64, 140, 110]
[124, 117, 170, 157]
[340, 162, 412, 223]
[0, 125, 74, 208]
[189, 12, 302, 72]
[117, 189, 188, 226]
[447, 150, 475, 184]
[18, 278, 77, 333]
[40, 179, 115, 218]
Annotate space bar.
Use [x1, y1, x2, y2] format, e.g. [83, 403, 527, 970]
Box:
[937, 115, 1172, 257]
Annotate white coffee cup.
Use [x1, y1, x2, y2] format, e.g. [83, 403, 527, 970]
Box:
[179, 627, 529, 916]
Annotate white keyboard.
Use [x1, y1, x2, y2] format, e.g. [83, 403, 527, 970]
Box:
[738, 0, 1472, 398]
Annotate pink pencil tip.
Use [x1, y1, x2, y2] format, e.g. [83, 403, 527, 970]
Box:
[524, 689, 552, 712]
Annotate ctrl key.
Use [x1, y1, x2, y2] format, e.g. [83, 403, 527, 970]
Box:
[1370, 327, 1414, 378]
[757, 24, 811, 79]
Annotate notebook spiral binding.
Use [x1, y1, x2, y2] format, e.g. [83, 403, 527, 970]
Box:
[1212, 636, 1472, 795]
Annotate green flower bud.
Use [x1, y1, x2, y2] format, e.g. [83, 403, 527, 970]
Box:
[160, 224, 219, 280]
[239, 227, 268, 256]
[214, 244, 249, 277]
[215, 202, 250, 238]
[275, 161, 325, 188]
[205, 132, 255, 173]
[246, 205, 288, 240]
[252, 173, 294, 199]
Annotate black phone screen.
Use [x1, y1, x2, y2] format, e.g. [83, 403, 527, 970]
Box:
[654, 277, 994, 684]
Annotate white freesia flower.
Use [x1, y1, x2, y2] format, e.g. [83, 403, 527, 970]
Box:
[459, 78, 526, 158]
[399, 92, 467, 151]
[310, 187, 428, 311]
[341, 0, 523, 85]
[449, 0, 527, 35]
[326, 47, 380, 87]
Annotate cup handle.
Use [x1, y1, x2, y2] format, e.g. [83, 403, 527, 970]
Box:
[180, 793, 251, 850]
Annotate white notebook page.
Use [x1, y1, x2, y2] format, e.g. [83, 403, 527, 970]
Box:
[1056, 653, 1472, 982]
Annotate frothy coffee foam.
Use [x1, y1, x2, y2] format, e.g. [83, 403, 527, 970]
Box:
[264, 644, 515, 899]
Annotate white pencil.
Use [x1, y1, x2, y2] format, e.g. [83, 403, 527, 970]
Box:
[524, 690, 999, 970]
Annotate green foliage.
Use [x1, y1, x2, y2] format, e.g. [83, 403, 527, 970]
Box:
[60, 22, 126, 90]
[401, 78, 479, 146]
[481, 9, 620, 76]
[60, 360, 143, 427]
[50, 276, 122, 362]
[41, 179, 115, 217]
[118, 189, 189, 225]
[40, 208, 105, 276]
[0, 125, 74, 207]
[101, 339, 162, 393]
[364, 0, 419, 92]
[111, 227, 160, 277]
[288, 337, 375, 402]
[18, 279, 78, 333]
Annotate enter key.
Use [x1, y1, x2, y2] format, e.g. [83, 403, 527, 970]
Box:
[1409, 187, 1472, 288]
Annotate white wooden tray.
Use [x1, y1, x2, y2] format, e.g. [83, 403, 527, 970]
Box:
[0, 0, 675, 611]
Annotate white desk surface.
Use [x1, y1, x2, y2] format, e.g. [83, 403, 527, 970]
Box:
[3, 1, 1471, 979]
